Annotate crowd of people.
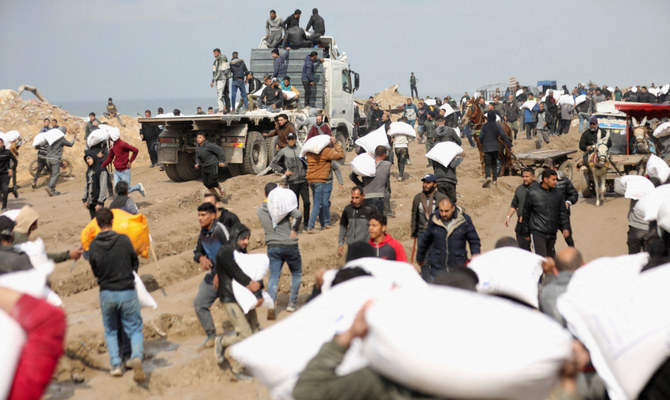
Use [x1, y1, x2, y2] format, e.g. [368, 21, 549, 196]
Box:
[1, 73, 670, 399]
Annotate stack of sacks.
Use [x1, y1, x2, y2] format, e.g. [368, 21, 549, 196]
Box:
[557, 255, 670, 400]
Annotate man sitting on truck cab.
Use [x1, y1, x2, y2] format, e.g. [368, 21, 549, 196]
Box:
[264, 114, 297, 151]
[258, 78, 284, 111]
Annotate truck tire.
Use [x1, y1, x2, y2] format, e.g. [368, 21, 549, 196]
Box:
[228, 164, 244, 176]
[177, 151, 201, 181]
[164, 164, 183, 182]
[243, 131, 268, 175]
[336, 132, 348, 165]
[266, 135, 279, 162]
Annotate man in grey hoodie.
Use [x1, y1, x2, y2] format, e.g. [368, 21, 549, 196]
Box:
[257, 182, 302, 320]
[264, 10, 284, 48]
[45, 127, 76, 196]
[269, 132, 310, 229]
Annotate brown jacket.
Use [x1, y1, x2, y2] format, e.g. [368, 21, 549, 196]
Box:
[267, 121, 297, 149]
[306, 144, 344, 183]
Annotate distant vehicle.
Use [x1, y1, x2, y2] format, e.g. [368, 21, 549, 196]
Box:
[537, 80, 557, 94]
[138, 36, 360, 181]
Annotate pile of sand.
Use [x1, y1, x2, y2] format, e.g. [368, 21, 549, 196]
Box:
[0, 89, 149, 184]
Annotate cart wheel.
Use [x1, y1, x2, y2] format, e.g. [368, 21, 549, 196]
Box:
[558, 160, 574, 181]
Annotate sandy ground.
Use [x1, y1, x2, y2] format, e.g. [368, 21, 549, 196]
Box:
[1, 92, 630, 399]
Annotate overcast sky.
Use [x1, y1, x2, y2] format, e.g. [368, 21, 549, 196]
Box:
[1, 0, 669, 104]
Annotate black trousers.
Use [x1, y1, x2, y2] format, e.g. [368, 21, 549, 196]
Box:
[558, 118, 571, 135]
[302, 81, 313, 107]
[525, 122, 536, 139]
[410, 85, 418, 98]
[627, 226, 648, 254]
[0, 174, 9, 209]
[289, 182, 310, 228]
[145, 139, 158, 166]
[437, 182, 457, 204]
[483, 151, 499, 181]
[33, 157, 48, 185]
[395, 147, 408, 178]
[516, 230, 531, 251]
[531, 231, 556, 257]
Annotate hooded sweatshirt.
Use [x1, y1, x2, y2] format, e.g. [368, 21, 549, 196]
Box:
[258, 202, 302, 248]
[368, 233, 407, 262]
[89, 230, 139, 291]
[215, 223, 261, 303]
[82, 150, 108, 206]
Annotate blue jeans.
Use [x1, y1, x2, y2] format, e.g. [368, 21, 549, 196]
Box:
[113, 169, 141, 194]
[308, 182, 329, 229]
[231, 79, 248, 109]
[267, 247, 302, 307]
[417, 124, 426, 139]
[366, 197, 384, 214]
[99, 289, 144, 367]
[321, 181, 333, 226]
[578, 113, 590, 133]
[462, 125, 476, 147]
[193, 273, 218, 338]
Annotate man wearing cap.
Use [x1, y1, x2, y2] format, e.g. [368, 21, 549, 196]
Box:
[302, 51, 324, 108]
[579, 116, 612, 167]
[264, 114, 296, 150]
[264, 10, 284, 48]
[258, 78, 284, 111]
[211, 48, 231, 114]
[411, 175, 446, 251]
[271, 48, 289, 81]
[270, 131, 310, 230]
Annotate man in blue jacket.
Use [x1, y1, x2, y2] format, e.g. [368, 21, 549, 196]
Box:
[271, 48, 289, 81]
[302, 51, 324, 108]
[523, 94, 539, 139]
[416, 197, 481, 282]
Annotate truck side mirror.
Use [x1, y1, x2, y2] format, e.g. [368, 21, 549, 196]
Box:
[354, 72, 360, 91]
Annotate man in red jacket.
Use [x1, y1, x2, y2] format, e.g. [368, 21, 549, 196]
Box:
[102, 136, 146, 197]
[367, 213, 407, 262]
[306, 113, 332, 141]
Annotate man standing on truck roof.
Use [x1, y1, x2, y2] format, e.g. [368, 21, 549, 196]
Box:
[210, 48, 231, 114]
[229, 51, 249, 113]
[305, 8, 325, 45]
[264, 10, 283, 49]
[283, 9, 301, 31]
[271, 48, 289, 81]
[302, 51, 324, 109]
[258, 77, 284, 111]
[194, 132, 226, 199]
[264, 113, 296, 150]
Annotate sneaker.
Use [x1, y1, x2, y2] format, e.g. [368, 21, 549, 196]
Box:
[286, 304, 297, 313]
[307, 229, 317, 235]
[482, 179, 491, 188]
[214, 336, 226, 364]
[232, 372, 253, 381]
[138, 183, 146, 197]
[267, 308, 276, 320]
[45, 188, 53, 197]
[493, 181, 498, 187]
[149, 164, 155, 168]
[198, 336, 216, 350]
[12, 187, 18, 198]
[31, 182, 36, 189]
[127, 358, 146, 382]
[110, 365, 123, 377]
[52, 190, 61, 196]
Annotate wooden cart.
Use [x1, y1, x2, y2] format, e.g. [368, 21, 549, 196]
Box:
[510, 149, 577, 180]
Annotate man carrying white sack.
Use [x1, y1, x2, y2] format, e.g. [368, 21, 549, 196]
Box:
[258, 183, 302, 320]
[293, 302, 585, 400]
[214, 222, 263, 380]
[539, 247, 584, 327]
[350, 145, 391, 215]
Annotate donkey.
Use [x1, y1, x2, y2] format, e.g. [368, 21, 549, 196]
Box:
[588, 131, 610, 207]
[631, 117, 657, 154]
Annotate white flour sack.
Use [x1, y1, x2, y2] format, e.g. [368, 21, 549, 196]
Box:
[388, 121, 416, 137]
[231, 251, 273, 313]
[299, 135, 331, 158]
[267, 187, 298, 226]
[350, 153, 376, 177]
[468, 247, 544, 308]
[86, 128, 110, 148]
[134, 272, 158, 309]
[616, 175, 655, 200]
[320, 257, 426, 292]
[557, 263, 670, 400]
[634, 184, 670, 222]
[362, 286, 572, 399]
[646, 154, 670, 183]
[229, 277, 394, 391]
[425, 141, 464, 168]
[355, 125, 389, 154]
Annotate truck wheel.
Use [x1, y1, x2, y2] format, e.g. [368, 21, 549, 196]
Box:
[243, 131, 268, 175]
[335, 132, 348, 165]
[266, 135, 279, 162]
[228, 164, 244, 176]
[164, 164, 183, 182]
[177, 152, 201, 181]
[558, 160, 573, 181]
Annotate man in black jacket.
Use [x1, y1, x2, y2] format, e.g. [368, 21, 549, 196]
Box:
[337, 186, 376, 257]
[283, 9, 301, 31]
[411, 174, 446, 244]
[245, 72, 262, 110]
[214, 223, 263, 380]
[259, 77, 284, 111]
[194, 132, 226, 198]
[139, 110, 160, 167]
[88, 208, 145, 381]
[579, 116, 612, 166]
[542, 159, 579, 247]
[505, 167, 537, 250]
[0, 138, 17, 211]
[229, 51, 249, 112]
[305, 8, 325, 44]
[203, 193, 240, 232]
[521, 169, 570, 257]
